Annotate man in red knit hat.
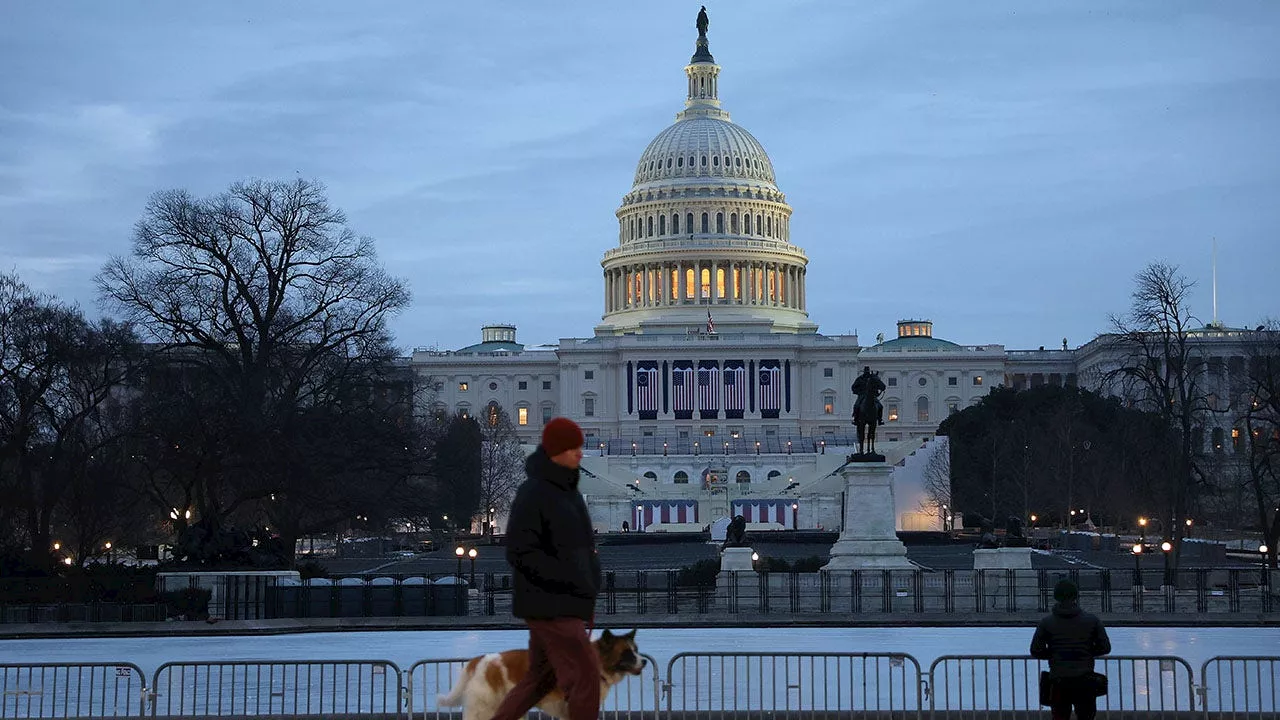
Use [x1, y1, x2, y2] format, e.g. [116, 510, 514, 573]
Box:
[491, 417, 601, 720]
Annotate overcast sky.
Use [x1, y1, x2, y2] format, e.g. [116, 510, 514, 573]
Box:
[2, 1, 1277, 352]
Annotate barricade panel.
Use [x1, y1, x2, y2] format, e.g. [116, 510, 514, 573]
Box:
[148, 660, 401, 718]
[1200, 655, 1280, 718]
[0, 663, 146, 719]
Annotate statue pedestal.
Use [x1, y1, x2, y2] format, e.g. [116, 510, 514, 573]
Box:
[823, 464, 914, 571]
[717, 547, 758, 594]
[973, 547, 1034, 570]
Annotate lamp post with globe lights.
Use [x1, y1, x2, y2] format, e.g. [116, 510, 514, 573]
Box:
[1161, 540, 1174, 588]
[455, 545, 465, 580]
[468, 547, 478, 586]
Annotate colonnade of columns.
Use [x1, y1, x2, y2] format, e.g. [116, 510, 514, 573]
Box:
[604, 259, 806, 313]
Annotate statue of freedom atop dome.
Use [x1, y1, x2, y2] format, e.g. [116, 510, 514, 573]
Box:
[697, 7, 709, 37]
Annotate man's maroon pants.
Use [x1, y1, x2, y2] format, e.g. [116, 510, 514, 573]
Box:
[489, 618, 600, 720]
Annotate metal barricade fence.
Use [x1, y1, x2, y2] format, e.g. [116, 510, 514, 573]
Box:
[1, 663, 147, 719]
[149, 660, 402, 718]
[1200, 656, 1279, 718]
[406, 654, 660, 720]
[664, 652, 923, 719]
[928, 654, 1197, 717]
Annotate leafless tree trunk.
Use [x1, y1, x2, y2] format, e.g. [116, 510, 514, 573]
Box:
[96, 178, 411, 532]
[920, 439, 952, 530]
[1106, 262, 1220, 565]
[1242, 323, 1280, 567]
[478, 405, 525, 535]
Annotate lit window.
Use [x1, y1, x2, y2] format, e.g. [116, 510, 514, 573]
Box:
[948, 402, 959, 415]
[823, 395, 835, 415]
[458, 382, 469, 392]
[518, 408, 528, 426]
[1232, 428, 1242, 451]
[973, 376, 984, 386]
[888, 405, 899, 422]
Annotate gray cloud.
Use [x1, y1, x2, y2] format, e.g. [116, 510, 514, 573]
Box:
[1, 0, 1276, 352]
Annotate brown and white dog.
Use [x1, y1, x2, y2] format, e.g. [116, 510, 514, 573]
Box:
[437, 629, 647, 720]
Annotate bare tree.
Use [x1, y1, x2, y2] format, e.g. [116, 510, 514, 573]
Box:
[478, 405, 526, 534]
[1107, 262, 1219, 563]
[920, 438, 952, 530]
[0, 272, 138, 566]
[96, 178, 411, 532]
[1242, 324, 1280, 567]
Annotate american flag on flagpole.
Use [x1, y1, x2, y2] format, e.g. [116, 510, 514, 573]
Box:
[706, 310, 715, 334]
[636, 364, 659, 419]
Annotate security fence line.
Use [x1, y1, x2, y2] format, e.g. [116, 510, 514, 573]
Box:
[1, 653, 1275, 718]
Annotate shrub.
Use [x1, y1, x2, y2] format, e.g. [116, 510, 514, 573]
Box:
[296, 560, 329, 580]
[675, 558, 720, 587]
[163, 587, 212, 620]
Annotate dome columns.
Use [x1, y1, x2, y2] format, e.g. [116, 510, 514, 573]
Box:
[603, 257, 807, 314]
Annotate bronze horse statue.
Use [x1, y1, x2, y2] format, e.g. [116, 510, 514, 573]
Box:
[851, 367, 886, 457]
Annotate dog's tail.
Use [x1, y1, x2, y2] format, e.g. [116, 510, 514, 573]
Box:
[436, 659, 476, 707]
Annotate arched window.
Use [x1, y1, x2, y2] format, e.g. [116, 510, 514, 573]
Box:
[730, 213, 739, 233]
[724, 155, 730, 167]
[735, 157, 742, 167]
[674, 471, 689, 484]
[629, 218, 635, 240]
[736, 470, 751, 484]
[677, 156, 684, 168]
[647, 216, 653, 236]
[701, 155, 707, 167]
[666, 158, 672, 169]
[672, 213, 680, 234]
[700, 268, 711, 298]
[767, 470, 782, 481]
[643, 471, 658, 482]
[658, 215, 665, 235]
[917, 396, 930, 423]
[756, 214, 763, 233]
[716, 212, 724, 233]
[744, 214, 752, 234]
[686, 213, 694, 234]
[767, 216, 772, 236]
[713, 156, 719, 167]
[688, 155, 694, 168]
[701, 213, 709, 233]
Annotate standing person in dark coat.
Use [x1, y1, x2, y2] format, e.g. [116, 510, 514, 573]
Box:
[1030, 579, 1112, 720]
[490, 417, 602, 720]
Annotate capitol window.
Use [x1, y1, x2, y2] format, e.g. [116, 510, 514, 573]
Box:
[584, 397, 595, 417]
[677, 157, 684, 167]
[887, 405, 899, 422]
[735, 157, 741, 167]
[666, 158, 672, 168]
[917, 396, 930, 422]
[543, 380, 552, 390]
[887, 377, 897, 387]
[701, 213, 709, 233]
[736, 470, 751, 484]
[672, 213, 679, 234]
[685, 212, 694, 233]
[518, 381, 527, 390]
[730, 213, 738, 233]
[716, 212, 724, 233]
[823, 395, 835, 414]
[701, 155, 707, 167]
[674, 471, 689, 484]
[948, 377, 957, 386]
[713, 156, 719, 166]
[744, 214, 752, 234]
[458, 382, 469, 391]
[823, 367, 834, 378]
[973, 376, 984, 386]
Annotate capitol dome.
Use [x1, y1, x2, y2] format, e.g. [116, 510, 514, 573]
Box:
[597, 10, 815, 337]
[632, 116, 777, 189]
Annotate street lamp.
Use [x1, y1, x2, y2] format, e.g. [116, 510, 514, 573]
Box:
[1132, 542, 1144, 590]
[455, 545, 465, 580]
[791, 503, 799, 530]
[755, 441, 761, 455]
[1160, 540, 1173, 587]
[1185, 518, 1193, 538]
[1138, 517, 1148, 544]
[468, 547, 478, 586]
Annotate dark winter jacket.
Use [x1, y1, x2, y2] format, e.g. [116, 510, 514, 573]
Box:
[504, 446, 601, 621]
[1030, 601, 1112, 678]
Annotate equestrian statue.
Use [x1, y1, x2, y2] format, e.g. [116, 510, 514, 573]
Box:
[851, 366, 886, 461]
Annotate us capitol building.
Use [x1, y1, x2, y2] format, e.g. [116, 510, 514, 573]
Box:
[411, 14, 1264, 535]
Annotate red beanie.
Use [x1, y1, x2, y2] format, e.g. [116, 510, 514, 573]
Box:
[542, 417, 585, 457]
